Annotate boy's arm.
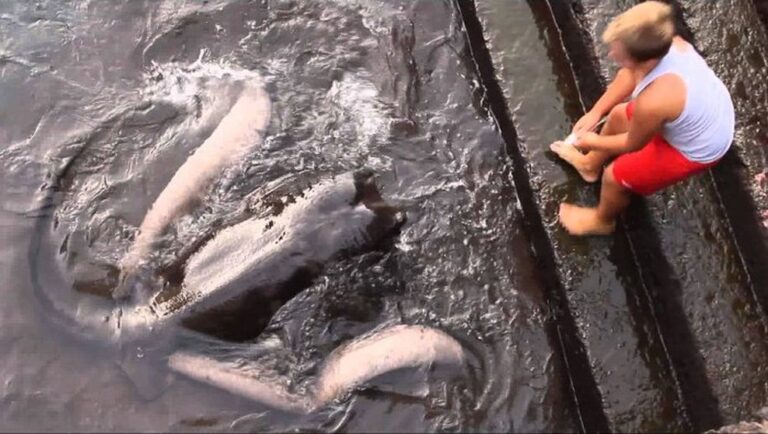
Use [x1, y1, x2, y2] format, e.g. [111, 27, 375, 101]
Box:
[573, 68, 636, 133]
[581, 75, 683, 153]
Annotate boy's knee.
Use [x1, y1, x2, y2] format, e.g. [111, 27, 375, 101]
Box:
[608, 103, 628, 123]
[603, 163, 617, 183]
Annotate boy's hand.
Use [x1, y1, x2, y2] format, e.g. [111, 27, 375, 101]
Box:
[575, 131, 599, 151]
[572, 111, 602, 135]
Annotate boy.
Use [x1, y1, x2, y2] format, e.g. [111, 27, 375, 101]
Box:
[550, 1, 734, 235]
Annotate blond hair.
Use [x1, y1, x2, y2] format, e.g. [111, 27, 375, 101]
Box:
[602, 1, 675, 61]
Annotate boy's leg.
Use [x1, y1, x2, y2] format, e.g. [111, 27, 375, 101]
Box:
[550, 103, 630, 182]
[559, 162, 631, 235]
[558, 127, 719, 236]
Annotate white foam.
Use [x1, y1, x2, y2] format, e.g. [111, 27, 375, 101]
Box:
[327, 74, 390, 144]
[141, 54, 266, 109]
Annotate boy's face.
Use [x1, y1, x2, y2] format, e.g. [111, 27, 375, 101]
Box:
[608, 40, 636, 69]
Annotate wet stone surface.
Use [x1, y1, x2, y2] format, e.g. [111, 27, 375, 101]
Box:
[562, 0, 768, 427]
[470, 0, 687, 431]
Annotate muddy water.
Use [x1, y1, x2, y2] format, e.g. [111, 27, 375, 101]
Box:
[472, 1, 685, 431]
[0, 0, 574, 431]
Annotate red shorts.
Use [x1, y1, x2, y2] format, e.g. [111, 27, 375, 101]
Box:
[612, 101, 719, 196]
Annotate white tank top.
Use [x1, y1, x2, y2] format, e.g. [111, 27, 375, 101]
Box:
[631, 42, 735, 163]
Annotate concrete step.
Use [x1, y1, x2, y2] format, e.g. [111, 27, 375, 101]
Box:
[459, 1, 688, 431]
[551, 0, 768, 427]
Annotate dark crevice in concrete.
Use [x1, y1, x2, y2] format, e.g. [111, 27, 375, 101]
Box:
[755, 0, 768, 32]
[541, 0, 725, 430]
[454, 1, 610, 432]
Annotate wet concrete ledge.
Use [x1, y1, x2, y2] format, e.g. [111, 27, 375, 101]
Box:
[539, 3, 727, 431]
[539, 4, 731, 431]
[556, 0, 768, 426]
[491, 0, 690, 430]
[458, 0, 768, 428]
[455, 0, 700, 431]
[454, 1, 609, 432]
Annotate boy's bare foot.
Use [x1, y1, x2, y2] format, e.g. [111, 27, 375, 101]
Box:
[549, 141, 601, 183]
[559, 203, 616, 236]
